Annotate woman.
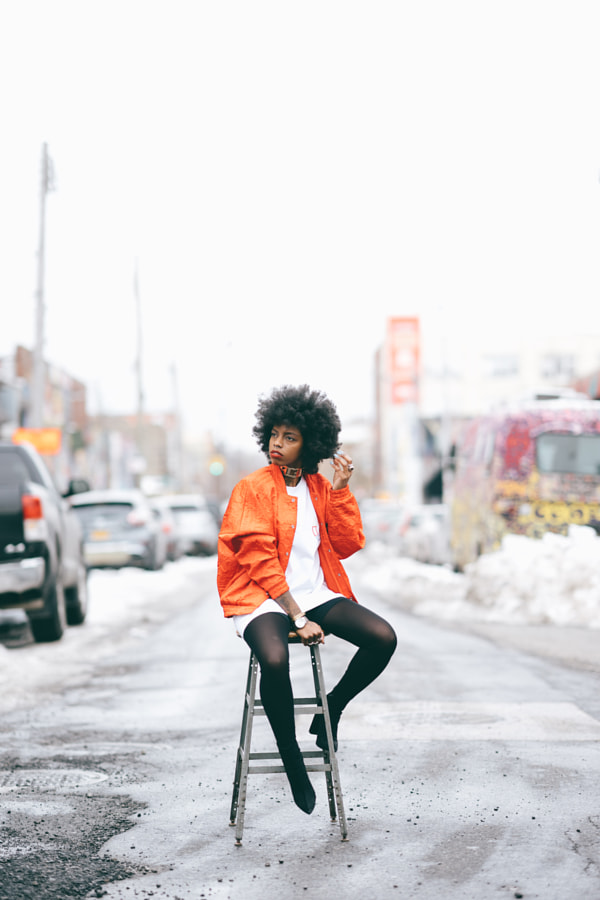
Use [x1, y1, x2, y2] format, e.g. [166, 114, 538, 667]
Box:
[218, 385, 397, 815]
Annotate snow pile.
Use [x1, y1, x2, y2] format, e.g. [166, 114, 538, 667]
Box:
[349, 525, 600, 628]
[465, 526, 600, 627]
[83, 555, 217, 632]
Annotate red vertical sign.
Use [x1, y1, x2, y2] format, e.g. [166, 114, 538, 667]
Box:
[388, 317, 420, 405]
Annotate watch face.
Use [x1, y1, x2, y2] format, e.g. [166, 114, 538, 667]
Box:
[295, 616, 307, 628]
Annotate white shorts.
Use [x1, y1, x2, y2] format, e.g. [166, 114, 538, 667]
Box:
[232, 586, 341, 638]
[232, 598, 287, 638]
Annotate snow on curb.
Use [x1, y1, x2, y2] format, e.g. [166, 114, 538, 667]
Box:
[350, 525, 600, 629]
[464, 526, 600, 628]
[0, 557, 219, 713]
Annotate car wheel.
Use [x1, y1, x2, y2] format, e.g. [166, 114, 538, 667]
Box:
[65, 559, 89, 626]
[28, 574, 67, 642]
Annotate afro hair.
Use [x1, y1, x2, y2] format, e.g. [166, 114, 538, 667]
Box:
[253, 384, 341, 474]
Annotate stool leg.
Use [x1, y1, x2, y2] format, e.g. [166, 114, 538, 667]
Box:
[230, 651, 258, 844]
[310, 646, 349, 841]
[309, 647, 337, 820]
[229, 651, 254, 824]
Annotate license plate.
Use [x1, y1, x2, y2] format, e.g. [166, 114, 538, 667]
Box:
[91, 529, 111, 540]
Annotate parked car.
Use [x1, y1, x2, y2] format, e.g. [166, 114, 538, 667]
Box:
[360, 499, 410, 549]
[70, 489, 168, 570]
[400, 503, 451, 566]
[0, 441, 89, 641]
[150, 499, 183, 562]
[158, 494, 218, 556]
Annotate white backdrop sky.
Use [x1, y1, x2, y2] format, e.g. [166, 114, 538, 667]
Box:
[1, 1, 600, 450]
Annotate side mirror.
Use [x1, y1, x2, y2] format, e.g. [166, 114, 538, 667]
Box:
[65, 478, 91, 497]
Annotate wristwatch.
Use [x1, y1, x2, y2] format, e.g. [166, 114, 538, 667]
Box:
[293, 614, 308, 630]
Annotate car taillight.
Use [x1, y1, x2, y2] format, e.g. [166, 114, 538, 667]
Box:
[126, 511, 149, 527]
[22, 494, 48, 541]
[22, 495, 43, 519]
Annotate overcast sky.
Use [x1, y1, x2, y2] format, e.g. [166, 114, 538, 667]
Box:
[2, 1, 600, 450]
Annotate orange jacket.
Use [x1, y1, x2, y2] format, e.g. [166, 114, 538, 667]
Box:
[217, 464, 365, 617]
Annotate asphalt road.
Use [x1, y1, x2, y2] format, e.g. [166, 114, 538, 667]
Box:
[1, 557, 599, 900]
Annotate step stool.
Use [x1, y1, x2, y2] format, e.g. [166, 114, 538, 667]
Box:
[229, 633, 348, 845]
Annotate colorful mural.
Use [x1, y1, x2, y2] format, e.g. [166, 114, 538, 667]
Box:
[450, 402, 600, 569]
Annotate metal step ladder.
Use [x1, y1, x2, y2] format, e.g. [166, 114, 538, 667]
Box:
[229, 633, 348, 845]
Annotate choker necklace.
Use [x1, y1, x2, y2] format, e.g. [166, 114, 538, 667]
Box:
[280, 465, 302, 480]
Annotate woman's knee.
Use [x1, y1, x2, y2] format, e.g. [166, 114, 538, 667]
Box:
[368, 620, 397, 658]
[244, 613, 290, 671]
[259, 646, 290, 672]
[383, 623, 398, 657]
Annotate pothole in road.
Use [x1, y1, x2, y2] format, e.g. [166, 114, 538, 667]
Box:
[0, 784, 149, 899]
[1, 799, 75, 818]
[0, 768, 109, 792]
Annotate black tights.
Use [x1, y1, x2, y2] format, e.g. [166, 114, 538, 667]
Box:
[243, 599, 397, 750]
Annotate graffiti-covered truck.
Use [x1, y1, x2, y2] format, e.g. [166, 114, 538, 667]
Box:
[449, 395, 600, 570]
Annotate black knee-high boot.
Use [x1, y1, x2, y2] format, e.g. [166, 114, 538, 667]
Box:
[309, 694, 342, 752]
[277, 740, 316, 814]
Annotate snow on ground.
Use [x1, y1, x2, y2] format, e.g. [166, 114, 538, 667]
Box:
[348, 524, 600, 629]
[0, 557, 217, 711]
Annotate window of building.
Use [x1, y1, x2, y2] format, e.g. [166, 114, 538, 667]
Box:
[482, 355, 519, 378]
[540, 354, 575, 381]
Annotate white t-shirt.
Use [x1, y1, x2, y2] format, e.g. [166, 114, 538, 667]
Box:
[232, 478, 339, 636]
[284, 478, 340, 609]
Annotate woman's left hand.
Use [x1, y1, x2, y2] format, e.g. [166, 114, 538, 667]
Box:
[331, 451, 355, 490]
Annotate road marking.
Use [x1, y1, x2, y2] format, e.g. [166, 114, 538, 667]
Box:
[340, 701, 600, 741]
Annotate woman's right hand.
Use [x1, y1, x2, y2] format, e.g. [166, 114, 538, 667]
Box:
[297, 622, 324, 646]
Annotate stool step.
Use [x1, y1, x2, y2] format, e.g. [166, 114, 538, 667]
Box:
[252, 705, 320, 716]
[248, 750, 326, 761]
[249, 763, 334, 775]
[252, 697, 322, 709]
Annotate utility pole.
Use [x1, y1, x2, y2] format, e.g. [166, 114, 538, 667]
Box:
[170, 362, 184, 491]
[31, 142, 55, 428]
[133, 260, 145, 487]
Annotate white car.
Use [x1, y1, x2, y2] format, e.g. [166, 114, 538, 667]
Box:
[360, 499, 410, 549]
[401, 504, 451, 566]
[156, 494, 219, 556]
[150, 501, 184, 562]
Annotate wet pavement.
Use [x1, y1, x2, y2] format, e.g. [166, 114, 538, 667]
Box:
[0, 558, 599, 899]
